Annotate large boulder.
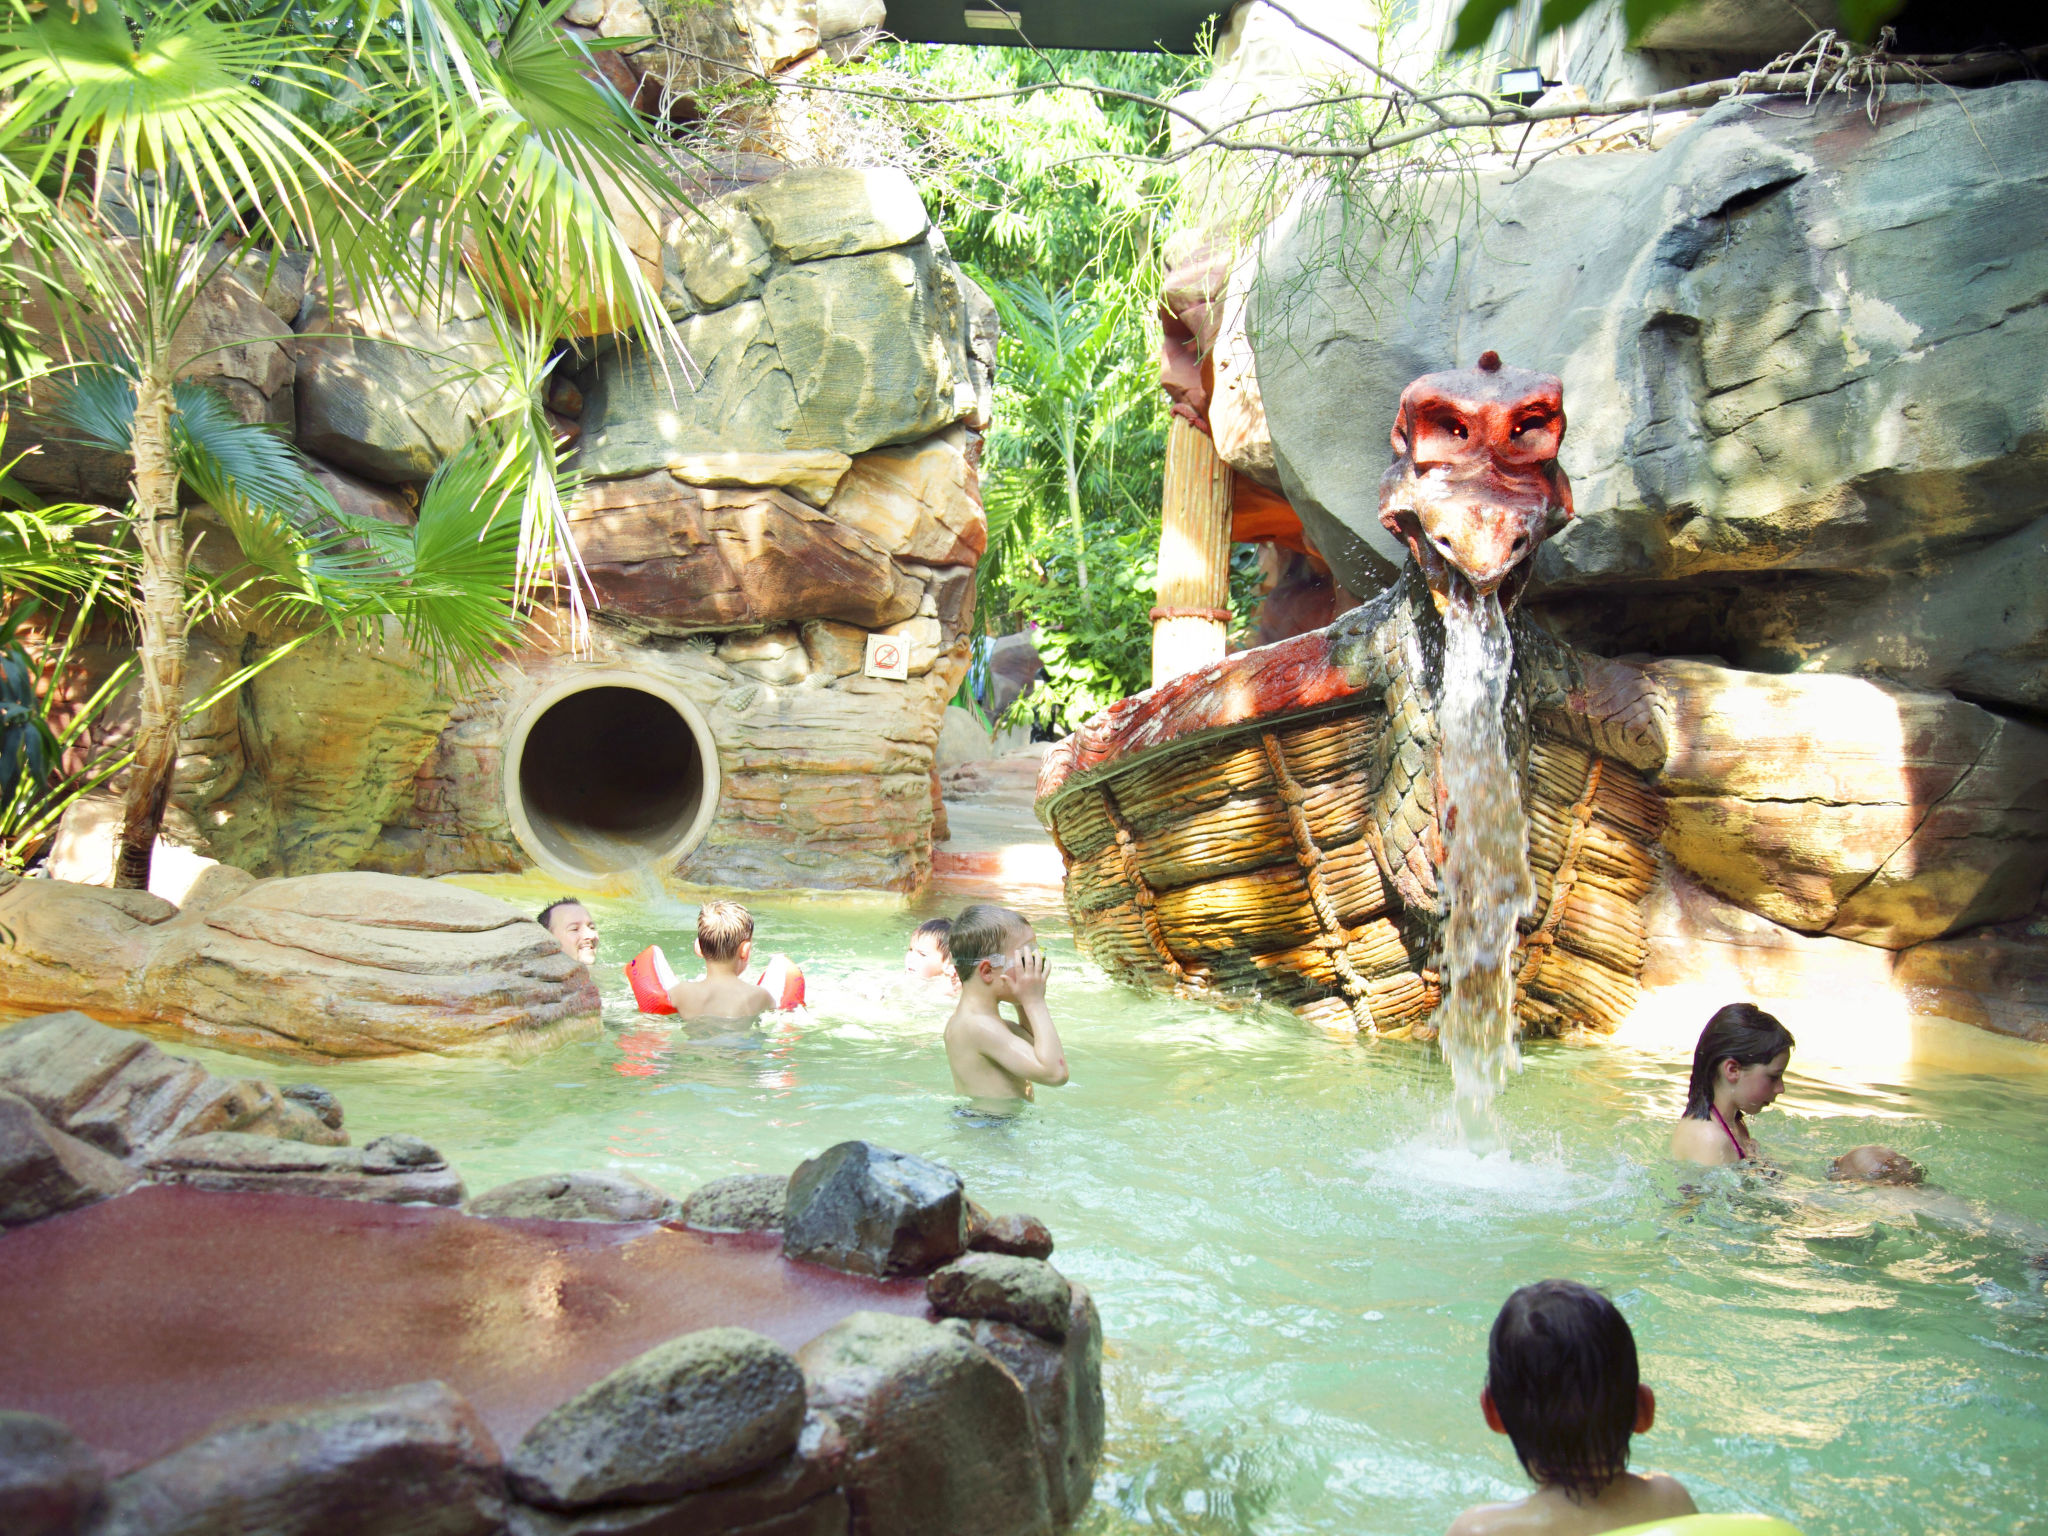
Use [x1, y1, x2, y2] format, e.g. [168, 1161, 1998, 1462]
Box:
[823, 428, 987, 567]
[504, 1435, 848, 1536]
[147, 1131, 465, 1206]
[798, 1311, 1052, 1536]
[0, 1412, 106, 1536]
[782, 1142, 967, 1279]
[943, 1284, 1104, 1531]
[1651, 660, 2048, 947]
[506, 1328, 806, 1509]
[925, 1254, 1072, 1343]
[0, 874, 601, 1059]
[0, 1009, 342, 1160]
[93, 1381, 505, 1536]
[568, 474, 923, 633]
[295, 271, 516, 484]
[1252, 83, 2048, 714]
[0, 1089, 139, 1228]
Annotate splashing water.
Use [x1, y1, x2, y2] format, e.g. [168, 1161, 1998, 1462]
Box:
[1433, 592, 1536, 1146]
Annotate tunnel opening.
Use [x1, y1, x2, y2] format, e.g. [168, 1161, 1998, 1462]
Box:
[504, 676, 718, 883]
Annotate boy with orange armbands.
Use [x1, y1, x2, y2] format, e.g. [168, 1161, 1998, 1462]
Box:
[625, 900, 803, 1022]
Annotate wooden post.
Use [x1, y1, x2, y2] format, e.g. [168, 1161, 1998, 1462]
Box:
[1151, 416, 1235, 688]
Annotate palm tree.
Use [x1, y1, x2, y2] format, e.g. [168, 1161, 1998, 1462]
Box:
[0, 0, 690, 888]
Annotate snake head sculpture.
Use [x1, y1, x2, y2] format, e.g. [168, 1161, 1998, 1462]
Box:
[1377, 350, 1572, 614]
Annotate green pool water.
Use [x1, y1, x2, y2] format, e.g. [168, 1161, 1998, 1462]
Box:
[176, 876, 2048, 1536]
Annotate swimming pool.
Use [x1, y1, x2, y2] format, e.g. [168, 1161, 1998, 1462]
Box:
[173, 875, 2048, 1536]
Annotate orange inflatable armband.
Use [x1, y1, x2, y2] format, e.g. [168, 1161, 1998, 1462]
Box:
[753, 953, 806, 1011]
[625, 946, 678, 1015]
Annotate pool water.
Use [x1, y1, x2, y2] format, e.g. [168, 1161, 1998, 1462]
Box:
[175, 876, 2048, 1536]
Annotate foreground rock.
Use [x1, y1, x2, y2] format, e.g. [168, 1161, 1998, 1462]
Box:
[505, 1434, 847, 1536]
[800, 1311, 1052, 1536]
[0, 1091, 138, 1229]
[927, 1254, 1072, 1343]
[93, 1381, 504, 1536]
[0, 872, 601, 1059]
[147, 1132, 465, 1206]
[943, 1285, 1105, 1531]
[782, 1141, 966, 1278]
[0, 1412, 105, 1536]
[0, 1011, 342, 1159]
[967, 1206, 1056, 1261]
[469, 1171, 679, 1223]
[683, 1172, 787, 1232]
[508, 1328, 806, 1510]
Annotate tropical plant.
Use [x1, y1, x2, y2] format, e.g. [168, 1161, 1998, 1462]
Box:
[0, 0, 690, 888]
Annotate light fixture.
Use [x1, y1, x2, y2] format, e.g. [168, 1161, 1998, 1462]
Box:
[964, 6, 1023, 30]
[1495, 67, 1553, 105]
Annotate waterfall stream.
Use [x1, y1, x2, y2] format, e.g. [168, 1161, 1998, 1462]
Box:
[1433, 592, 1536, 1144]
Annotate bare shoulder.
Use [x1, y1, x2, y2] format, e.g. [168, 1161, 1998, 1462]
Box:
[1639, 1472, 1697, 1516]
[1670, 1117, 1732, 1164]
[1445, 1498, 1522, 1536]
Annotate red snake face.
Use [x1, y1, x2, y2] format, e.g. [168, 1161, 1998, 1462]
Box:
[1377, 351, 1573, 613]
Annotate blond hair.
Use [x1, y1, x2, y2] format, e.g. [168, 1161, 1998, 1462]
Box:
[697, 899, 754, 961]
[950, 903, 1029, 981]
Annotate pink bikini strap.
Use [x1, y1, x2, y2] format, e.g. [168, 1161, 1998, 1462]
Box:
[1711, 1104, 1746, 1158]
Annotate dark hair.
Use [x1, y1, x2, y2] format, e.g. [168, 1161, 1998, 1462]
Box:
[950, 903, 1029, 981]
[913, 917, 953, 958]
[537, 899, 585, 932]
[697, 899, 754, 962]
[1486, 1280, 1639, 1501]
[1683, 1003, 1794, 1120]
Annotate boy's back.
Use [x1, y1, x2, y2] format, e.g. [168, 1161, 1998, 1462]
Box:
[1446, 1472, 1694, 1536]
[669, 972, 774, 1023]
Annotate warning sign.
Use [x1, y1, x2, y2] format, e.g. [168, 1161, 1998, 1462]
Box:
[864, 631, 910, 681]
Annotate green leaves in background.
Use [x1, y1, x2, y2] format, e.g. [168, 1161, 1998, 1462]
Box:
[1450, 0, 1907, 57]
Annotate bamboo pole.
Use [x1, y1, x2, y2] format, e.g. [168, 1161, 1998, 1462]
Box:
[1151, 416, 1234, 688]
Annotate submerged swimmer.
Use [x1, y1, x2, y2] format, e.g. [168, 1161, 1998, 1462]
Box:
[539, 899, 598, 967]
[942, 903, 1068, 1107]
[1670, 1003, 1795, 1166]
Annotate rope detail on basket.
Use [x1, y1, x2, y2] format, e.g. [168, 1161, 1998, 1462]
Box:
[1514, 756, 1604, 995]
[1261, 731, 1379, 1037]
[1097, 783, 1187, 982]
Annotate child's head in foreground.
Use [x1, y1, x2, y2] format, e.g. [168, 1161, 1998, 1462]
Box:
[696, 899, 754, 965]
[1485, 1280, 1646, 1501]
[949, 903, 1034, 988]
[906, 917, 953, 980]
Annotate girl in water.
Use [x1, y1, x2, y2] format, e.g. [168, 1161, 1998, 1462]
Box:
[1671, 1003, 1795, 1165]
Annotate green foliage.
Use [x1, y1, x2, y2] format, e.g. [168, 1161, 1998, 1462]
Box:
[1450, 0, 1904, 54]
[0, 604, 57, 806]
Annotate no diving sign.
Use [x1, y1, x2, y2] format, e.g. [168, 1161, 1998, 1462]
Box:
[864, 632, 909, 681]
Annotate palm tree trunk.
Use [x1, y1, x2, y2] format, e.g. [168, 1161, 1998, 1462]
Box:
[113, 370, 187, 891]
[1063, 459, 1090, 593]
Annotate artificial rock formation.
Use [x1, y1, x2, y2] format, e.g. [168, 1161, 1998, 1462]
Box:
[0, 873, 600, 1059]
[147, 1131, 466, 1206]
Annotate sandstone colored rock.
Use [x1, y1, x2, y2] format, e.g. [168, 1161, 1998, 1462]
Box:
[798, 1311, 1052, 1536]
[1650, 661, 2048, 947]
[0, 1090, 139, 1228]
[665, 198, 774, 312]
[719, 629, 811, 686]
[825, 429, 987, 566]
[0, 1010, 342, 1161]
[1253, 83, 2048, 718]
[0, 1412, 106, 1536]
[800, 621, 868, 679]
[468, 1171, 678, 1223]
[927, 1254, 1072, 1342]
[741, 168, 929, 263]
[683, 1172, 788, 1232]
[148, 1131, 465, 1206]
[295, 272, 515, 484]
[569, 475, 923, 634]
[936, 706, 992, 770]
[93, 1380, 504, 1536]
[783, 1142, 966, 1279]
[948, 1283, 1103, 1530]
[311, 461, 416, 527]
[969, 1212, 1056, 1262]
[670, 452, 853, 505]
[507, 1327, 806, 1509]
[870, 616, 947, 678]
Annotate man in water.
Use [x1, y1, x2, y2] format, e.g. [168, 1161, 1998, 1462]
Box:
[942, 904, 1067, 1104]
[539, 899, 598, 968]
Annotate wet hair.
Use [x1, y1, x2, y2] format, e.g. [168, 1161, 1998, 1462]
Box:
[697, 899, 754, 962]
[912, 917, 953, 959]
[950, 903, 1029, 982]
[1486, 1280, 1639, 1501]
[1683, 1003, 1795, 1120]
[537, 899, 586, 933]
